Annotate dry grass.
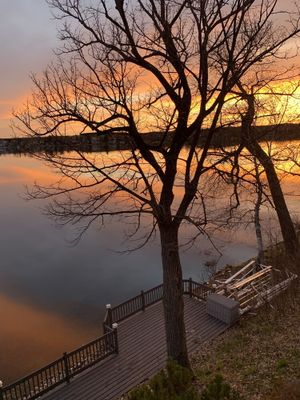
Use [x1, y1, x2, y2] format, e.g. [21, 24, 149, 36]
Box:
[192, 284, 300, 399]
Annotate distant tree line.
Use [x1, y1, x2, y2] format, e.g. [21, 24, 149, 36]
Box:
[2, 123, 300, 155]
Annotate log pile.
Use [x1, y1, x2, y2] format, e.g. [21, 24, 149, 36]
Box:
[209, 260, 297, 314]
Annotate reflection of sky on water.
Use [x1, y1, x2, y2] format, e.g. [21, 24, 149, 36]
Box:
[3, 151, 299, 383]
[0, 294, 99, 384]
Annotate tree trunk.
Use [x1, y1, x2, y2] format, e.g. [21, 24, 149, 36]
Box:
[159, 223, 190, 368]
[247, 141, 299, 257]
[239, 89, 299, 259]
[254, 158, 264, 265]
[254, 191, 264, 265]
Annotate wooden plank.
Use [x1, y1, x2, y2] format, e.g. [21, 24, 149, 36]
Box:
[228, 267, 272, 289]
[223, 260, 255, 284]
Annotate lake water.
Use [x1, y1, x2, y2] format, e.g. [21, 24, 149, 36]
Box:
[0, 147, 299, 384]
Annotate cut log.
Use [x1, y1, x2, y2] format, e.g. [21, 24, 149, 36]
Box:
[224, 260, 255, 285]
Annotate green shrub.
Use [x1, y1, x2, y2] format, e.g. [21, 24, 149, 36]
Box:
[127, 360, 200, 400]
[276, 359, 288, 370]
[166, 359, 194, 394]
[201, 375, 242, 400]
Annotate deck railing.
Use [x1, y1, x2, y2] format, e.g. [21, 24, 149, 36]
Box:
[1, 278, 212, 400]
[103, 279, 212, 327]
[1, 329, 117, 400]
[183, 279, 214, 300]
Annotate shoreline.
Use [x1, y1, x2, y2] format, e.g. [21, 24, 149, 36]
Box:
[1, 123, 300, 156]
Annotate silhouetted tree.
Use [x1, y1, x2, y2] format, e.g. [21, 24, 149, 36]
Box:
[15, 0, 300, 366]
[237, 82, 299, 258]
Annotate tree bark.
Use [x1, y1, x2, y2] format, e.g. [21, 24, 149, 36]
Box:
[247, 140, 299, 257]
[159, 223, 190, 368]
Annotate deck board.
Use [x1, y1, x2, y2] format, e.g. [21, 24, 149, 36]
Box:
[42, 297, 228, 400]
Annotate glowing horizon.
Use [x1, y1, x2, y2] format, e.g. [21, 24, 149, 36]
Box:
[2, 0, 300, 138]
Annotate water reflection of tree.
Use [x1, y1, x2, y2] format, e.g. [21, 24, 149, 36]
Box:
[15, 0, 300, 367]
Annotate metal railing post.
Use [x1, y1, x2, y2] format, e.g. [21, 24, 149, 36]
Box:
[141, 290, 145, 311]
[106, 304, 112, 327]
[112, 323, 119, 354]
[63, 352, 70, 384]
[189, 277, 193, 297]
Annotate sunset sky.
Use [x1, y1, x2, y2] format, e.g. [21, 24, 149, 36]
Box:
[0, 0, 299, 138]
[0, 0, 57, 138]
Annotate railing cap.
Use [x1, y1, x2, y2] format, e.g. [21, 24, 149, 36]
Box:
[106, 304, 112, 309]
[112, 323, 118, 329]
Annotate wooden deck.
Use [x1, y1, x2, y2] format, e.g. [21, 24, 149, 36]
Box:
[41, 297, 228, 400]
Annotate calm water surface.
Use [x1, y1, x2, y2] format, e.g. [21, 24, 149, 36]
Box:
[0, 149, 298, 384]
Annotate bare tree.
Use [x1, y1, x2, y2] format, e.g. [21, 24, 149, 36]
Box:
[236, 83, 299, 258]
[212, 76, 300, 263]
[15, 0, 300, 366]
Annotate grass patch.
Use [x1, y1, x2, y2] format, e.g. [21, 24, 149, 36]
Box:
[192, 286, 300, 399]
[276, 359, 288, 370]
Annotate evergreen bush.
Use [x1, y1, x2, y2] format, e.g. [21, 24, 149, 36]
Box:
[127, 360, 199, 400]
[200, 375, 242, 400]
